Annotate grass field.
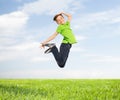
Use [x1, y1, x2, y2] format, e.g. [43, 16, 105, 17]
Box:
[0, 79, 120, 100]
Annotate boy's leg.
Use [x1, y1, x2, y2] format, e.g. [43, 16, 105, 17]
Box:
[51, 46, 62, 65]
[59, 43, 72, 67]
[51, 43, 72, 68]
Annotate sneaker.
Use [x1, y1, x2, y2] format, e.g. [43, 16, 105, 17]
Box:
[44, 48, 52, 54]
[44, 43, 55, 48]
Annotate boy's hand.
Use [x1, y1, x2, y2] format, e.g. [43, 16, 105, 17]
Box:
[59, 12, 64, 14]
[40, 43, 45, 49]
[59, 12, 72, 22]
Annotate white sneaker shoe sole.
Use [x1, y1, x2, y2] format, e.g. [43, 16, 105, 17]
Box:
[44, 43, 55, 48]
[44, 48, 52, 54]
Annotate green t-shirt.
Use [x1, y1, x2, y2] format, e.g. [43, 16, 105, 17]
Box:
[56, 21, 77, 44]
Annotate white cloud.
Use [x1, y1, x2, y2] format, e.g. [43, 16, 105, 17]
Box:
[9, 42, 39, 51]
[0, 11, 28, 34]
[0, 41, 38, 51]
[0, 41, 50, 62]
[73, 7, 120, 30]
[0, 51, 17, 62]
[76, 35, 88, 41]
[22, 0, 84, 15]
[91, 55, 120, 63]
[84, 53, 120, 63]
[31, 57, 50, 63]
[1, 69, 120, 78]
[71, 46, 85, 52]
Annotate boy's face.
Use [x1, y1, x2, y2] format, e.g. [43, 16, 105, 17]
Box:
[55, 15, 65, 25]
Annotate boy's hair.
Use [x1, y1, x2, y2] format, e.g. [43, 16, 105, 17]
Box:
[53, 14, 64, 21]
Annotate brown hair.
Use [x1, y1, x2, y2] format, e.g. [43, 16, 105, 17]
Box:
[53, 14, 64, 21]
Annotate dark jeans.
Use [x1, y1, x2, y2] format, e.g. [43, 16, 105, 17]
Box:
[51, 43, 72, 68]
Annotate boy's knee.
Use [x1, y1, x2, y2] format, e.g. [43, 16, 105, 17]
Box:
[58, 63, 65, 68]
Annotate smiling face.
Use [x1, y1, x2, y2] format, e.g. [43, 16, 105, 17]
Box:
[53, 14, 65, 25]
[55, 15, 65, 24]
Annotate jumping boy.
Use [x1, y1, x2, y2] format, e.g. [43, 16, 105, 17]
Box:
[40, 12, 77, 68]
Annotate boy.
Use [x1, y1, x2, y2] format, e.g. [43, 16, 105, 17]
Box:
[40, 12, 77, 68]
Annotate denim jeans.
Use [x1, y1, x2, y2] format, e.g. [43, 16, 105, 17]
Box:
[51, 43, 72, 68]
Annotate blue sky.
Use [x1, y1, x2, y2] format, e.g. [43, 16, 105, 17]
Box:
[0, 0, 120, 78]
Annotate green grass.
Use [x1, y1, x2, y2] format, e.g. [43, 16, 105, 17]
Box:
[0, 79, 120, 100]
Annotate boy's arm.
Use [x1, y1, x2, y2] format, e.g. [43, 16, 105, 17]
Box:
[40, 32, 58, 47]
[61, 12, 72, 22]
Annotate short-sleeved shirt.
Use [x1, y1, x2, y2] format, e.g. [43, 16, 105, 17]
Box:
[56, 21, 77, 44]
